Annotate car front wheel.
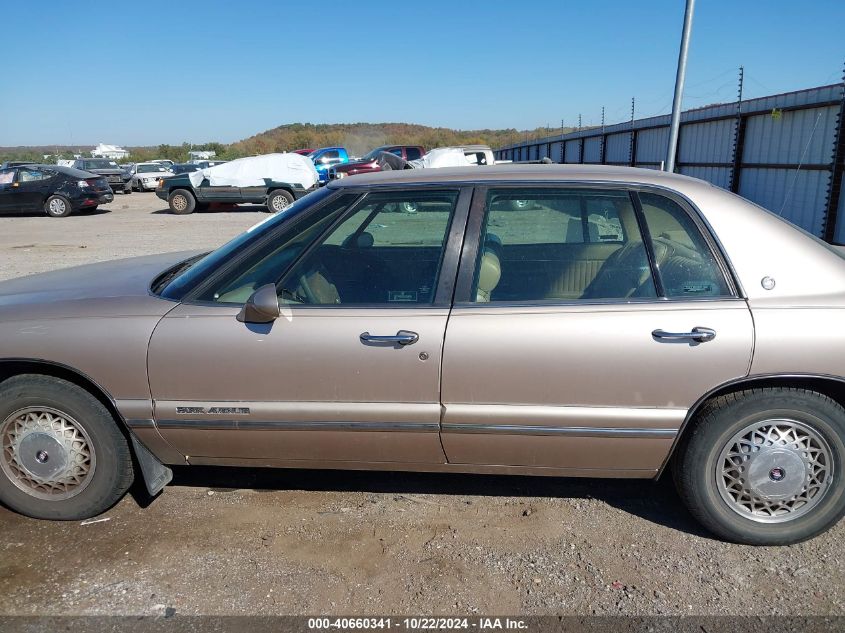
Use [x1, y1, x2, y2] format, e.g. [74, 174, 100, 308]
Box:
[0, 375, 134, 520]
[674, 388, 845, 545]
[168, 189, 196, 215]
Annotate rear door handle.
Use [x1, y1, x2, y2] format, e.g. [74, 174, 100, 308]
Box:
[652, 326, 716, 342]
[360, 330, 419, 345]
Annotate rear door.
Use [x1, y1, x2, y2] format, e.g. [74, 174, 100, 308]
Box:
[439, 185, 753, 475]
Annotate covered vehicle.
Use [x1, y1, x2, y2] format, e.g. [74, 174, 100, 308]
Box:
[155, 152, 319, 214]
[3, 165, 845, 546]
[329, 145, 424, 180]
[0, 164, 113, 217]
[129, 163, 171, 191]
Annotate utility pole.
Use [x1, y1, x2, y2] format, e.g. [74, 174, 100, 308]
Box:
[665, 0, 696, 172]
[578, 114, 582, 132]
[729, 66, 746, 193]
[600, 106, 606, 164]
[629, 97, 637, 166]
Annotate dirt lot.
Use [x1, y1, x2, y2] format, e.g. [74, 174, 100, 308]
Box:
[0, 193, 844, 617]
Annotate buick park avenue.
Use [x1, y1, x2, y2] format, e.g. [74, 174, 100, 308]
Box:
[1, 165, 843, 545]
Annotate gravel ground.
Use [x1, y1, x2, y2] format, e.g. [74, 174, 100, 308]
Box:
[0, 194, 844, 617]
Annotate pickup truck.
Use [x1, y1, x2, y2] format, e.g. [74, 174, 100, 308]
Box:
[68, 158, 132, 194]
[308, 147, 349, 183]
[155, 172, 315, 214]
[329, 145, 424, 180]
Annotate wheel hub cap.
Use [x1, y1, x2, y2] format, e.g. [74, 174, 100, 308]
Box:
[1, 407, 96, 500]
[272, 196, 288, 212]
[717, 419, 833, 523]
[173, 196, 187, 211]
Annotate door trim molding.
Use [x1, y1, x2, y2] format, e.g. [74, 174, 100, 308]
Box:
[440, 423, 677, 439]
[155, 419, 441, 433]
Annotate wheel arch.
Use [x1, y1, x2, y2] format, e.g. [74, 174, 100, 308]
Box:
[657, 372, 845, 478]
[0, 358, 132, 433]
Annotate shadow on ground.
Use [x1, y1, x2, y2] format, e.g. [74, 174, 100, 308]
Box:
[163, 465, 710, 539]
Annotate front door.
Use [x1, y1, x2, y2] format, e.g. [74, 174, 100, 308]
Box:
[440, 186, 754, 475]
[0, 168, 15, 211]
[148, 187, 470, 465]
[14, 167, 54, 210]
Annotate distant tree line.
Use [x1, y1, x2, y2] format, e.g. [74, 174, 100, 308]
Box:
[0, 122, 574, 165]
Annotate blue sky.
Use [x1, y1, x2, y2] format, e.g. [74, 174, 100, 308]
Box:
[0, 0, 842, 146]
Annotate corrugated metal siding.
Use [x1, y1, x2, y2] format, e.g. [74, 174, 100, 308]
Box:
[635, 127, 669, 164]
[496, 84, 844, 238]
[678, 119, 735, 163]
[605, 133, 631, 163]
[679, 166, 732, 189]
[564, 140, 581, 163]
[743, 106, 839, 164]
[739, 168, 831, 235]
[583, 137, 602, 163]
[551, 142, 563, 163]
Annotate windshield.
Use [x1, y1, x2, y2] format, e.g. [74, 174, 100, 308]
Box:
[86, 159, 118, 169]
[138, 164, 167, 173]
[158, 187, 335, 300]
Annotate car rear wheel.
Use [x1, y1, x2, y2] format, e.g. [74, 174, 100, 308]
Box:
[673, 388, 845, 545]
[0, 375, 134, 520]
[44, 195, 71, 218]
[266, 189, 294, 213]
[168, 189, 196, 215]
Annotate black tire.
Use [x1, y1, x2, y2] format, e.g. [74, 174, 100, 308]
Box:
[266, 189, 294, 213]
[0, 375, 134, 520]
[673, 388, 845, 545]
[168, 189, 196, 215]
[123, 186, 132, 194]
[44, 195, 72, 218]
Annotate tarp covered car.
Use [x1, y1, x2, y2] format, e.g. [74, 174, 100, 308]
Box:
[188, 153, 318, 189]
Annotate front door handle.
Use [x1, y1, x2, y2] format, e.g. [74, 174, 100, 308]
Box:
[652, 326, 716, 342]
[360, 330, 419, 345]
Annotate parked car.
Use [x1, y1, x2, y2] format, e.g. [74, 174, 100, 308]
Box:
[1, 161, 37, 169]
[129, 163, 171, 191]
[329, 145, 425, 180]
[150, 159, 174, 168]
[168, 163, 201, 175]
[1, 164, 844, 545]
[0, 164, 113, 217]
[190, 160, 228, 169]
[69, 158, 132, 194]
[156, 154, 318, 214]
[307, 147, 349, 183]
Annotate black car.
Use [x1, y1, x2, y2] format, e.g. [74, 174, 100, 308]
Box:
[0, 164, 114, 217]
[70, 158, 132, 194]
[0, 161, 37, 169]
[169, 163, 201, 175]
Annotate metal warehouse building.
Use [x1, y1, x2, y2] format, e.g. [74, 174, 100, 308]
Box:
[496, 83, 845, 243]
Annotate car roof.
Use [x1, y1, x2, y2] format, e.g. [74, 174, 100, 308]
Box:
[19, 164, 94, 178]
[327, 164, 709, 189]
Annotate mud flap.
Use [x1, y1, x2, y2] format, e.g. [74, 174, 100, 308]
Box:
[130, 434, 173, 496]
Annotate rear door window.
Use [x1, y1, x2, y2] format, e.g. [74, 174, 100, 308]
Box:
[469, 188, 655, 303]
[638, 192, 733, 298]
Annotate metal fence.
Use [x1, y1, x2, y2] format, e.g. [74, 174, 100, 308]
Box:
[496, 82, 845, 243]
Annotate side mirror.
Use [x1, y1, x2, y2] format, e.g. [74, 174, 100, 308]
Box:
[237, 283, 280, 323]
